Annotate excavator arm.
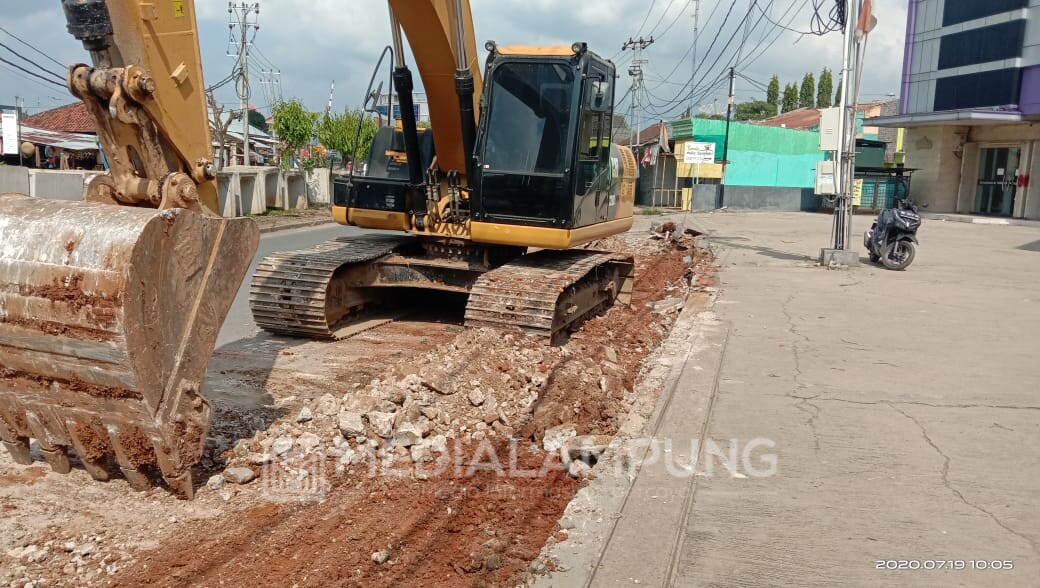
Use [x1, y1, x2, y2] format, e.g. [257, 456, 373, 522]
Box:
[387, 0, 482, 177]
[0, 0, 258, 498]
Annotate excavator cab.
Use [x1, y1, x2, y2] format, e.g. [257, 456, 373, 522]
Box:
[474, 44, 619, 230]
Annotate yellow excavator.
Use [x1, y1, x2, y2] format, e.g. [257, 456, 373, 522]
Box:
[249, 1, 638, 341]
[0, 0, 637, 497]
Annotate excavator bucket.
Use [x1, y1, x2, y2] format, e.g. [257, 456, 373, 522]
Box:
[0, 193, 258, 498]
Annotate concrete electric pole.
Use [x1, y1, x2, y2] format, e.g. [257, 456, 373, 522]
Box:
[228, 2, 260, 166]
[822, 0, 875, 265]
[622, 36, 654, 147]
[690, 0, 700, 118]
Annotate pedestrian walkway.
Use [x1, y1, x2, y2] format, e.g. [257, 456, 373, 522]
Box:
[546, 211, 1040, 587]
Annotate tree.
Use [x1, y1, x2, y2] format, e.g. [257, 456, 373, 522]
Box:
[817, 68, 834, 108]
[799, 73, 815, 109]
[782, 83, 799, 113]
[207, 91, 240, 169]
[248, 109, 269, 133]
[734, 100, 776, 122]
[271, 99, 318, 170]
[317, 108, 379, 168]
[766, 75, 780, 110]
[834, 79, 843, 107]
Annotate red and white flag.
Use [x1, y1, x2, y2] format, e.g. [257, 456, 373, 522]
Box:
[857, 0, 874, 36]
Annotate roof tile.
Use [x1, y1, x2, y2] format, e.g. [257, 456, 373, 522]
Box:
[22, 102, 95, 134]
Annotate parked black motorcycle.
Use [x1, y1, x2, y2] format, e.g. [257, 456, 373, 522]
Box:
[864, 199, 922, 270]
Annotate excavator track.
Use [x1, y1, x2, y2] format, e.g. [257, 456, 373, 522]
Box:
[249, 235, 414, 339]
[465, 249, 634, 343]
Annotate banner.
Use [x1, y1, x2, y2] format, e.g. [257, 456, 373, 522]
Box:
[683, 141, 715, 165]
[1, 111, 18, 156]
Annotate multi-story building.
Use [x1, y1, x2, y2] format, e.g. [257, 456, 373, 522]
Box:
[872, 0, 1040, 219]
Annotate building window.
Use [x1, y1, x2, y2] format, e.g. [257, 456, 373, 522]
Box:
[938, 20, 1025, 70]
[933, 68, 1021, 111]
[942, 0, 1027, 27]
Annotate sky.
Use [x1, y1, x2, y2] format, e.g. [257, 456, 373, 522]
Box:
[0, 0, 906, 126]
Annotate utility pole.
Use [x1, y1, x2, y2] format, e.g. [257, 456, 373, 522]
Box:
[14, 95, 24, 167]
[229, 2, 260, 166]
[834, 0, 858, 251]
[690, 0, 700, 117]
[718, 66, 735, 209]
[622, 36, 654, 147]
[822, 0, 873, 263]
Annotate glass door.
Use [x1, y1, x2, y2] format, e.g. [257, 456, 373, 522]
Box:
[975, 147, 1019, 216]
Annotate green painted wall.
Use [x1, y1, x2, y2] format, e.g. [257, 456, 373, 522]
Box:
[672, 118, 826, 188]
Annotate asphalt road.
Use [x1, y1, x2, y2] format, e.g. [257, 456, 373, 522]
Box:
[216, 223, 370, 347]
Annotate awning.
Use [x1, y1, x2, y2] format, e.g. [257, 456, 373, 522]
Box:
[19, 125, 98, 151]
[868, 109, 1034, 128]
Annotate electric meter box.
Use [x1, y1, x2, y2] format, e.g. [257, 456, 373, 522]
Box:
[819, 107, 841, 152]
[815, 160, 837, 196]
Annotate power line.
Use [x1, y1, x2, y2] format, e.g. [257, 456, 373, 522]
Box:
[642, 0, 753, 115]
[0, 25, 67, 70]
[0, 55, 65, 89]
[0, 61, 68, 96]
[737, 0, 813, 69]
[0, 41, 65, 81]
[622, 36, 655, 140]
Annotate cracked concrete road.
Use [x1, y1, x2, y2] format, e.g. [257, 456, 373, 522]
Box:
[675, 211, 1040, 587]
[578, 211, 1040, 587]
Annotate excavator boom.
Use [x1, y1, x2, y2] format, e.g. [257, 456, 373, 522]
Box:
[0, 0, 259, 497]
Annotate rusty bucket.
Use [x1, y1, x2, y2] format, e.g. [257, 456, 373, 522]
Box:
[0, 193, 258, 497]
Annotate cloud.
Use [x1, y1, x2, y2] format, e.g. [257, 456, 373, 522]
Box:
[1, 0, 906, 123]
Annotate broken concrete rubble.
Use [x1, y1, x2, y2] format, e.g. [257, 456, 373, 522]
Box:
[222, 467, 256, 485]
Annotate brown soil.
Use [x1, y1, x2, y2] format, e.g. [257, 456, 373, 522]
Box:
[71, 418, 110, 461]
[0, 366, 142, 401]
[0, 466, 46, 488]
[119, 426, 156, 467]
[115, 444, 575, 588]
[17, 273, 122, 322]
[0, 316, 117, 342]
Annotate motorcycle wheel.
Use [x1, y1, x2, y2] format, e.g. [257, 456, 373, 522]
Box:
[881, 240, 915, 270]
[868, 252, 880, 263]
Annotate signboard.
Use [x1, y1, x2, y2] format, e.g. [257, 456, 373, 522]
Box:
[375, 104, 422, 123]
[1, 111, 18, 156]
[684, 141, 715, 164]
[852, 178, 864, 206]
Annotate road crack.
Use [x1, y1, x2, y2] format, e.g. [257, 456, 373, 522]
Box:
[817, 398, 1040, 411]
[890, 404, 1040, 558]
[780, 294, 825, 449]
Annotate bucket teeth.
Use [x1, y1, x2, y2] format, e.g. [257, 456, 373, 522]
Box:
[66, 418, 112, 482]
[1, 440, 33, 465]
[0, 403, 199, 496]
[39, 447, 72, 475]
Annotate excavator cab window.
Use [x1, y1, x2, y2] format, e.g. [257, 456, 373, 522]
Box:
[481, 62, 574, 174]
[575, 70, 613, 200]
[476, 59, 577, 225]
